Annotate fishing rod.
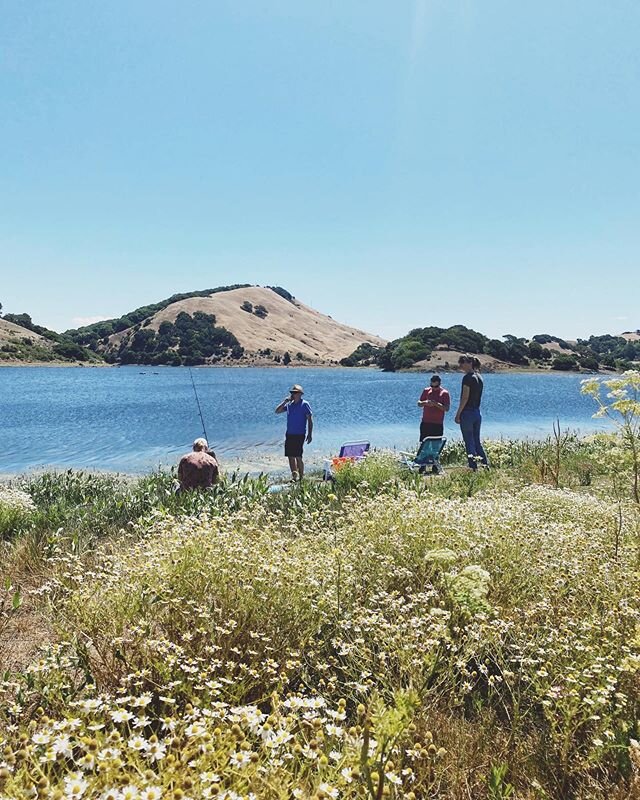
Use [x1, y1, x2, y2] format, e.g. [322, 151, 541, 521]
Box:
[188, 367, 209, 443]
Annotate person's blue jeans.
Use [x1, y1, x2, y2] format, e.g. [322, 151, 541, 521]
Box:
[459, 407, 488, 470]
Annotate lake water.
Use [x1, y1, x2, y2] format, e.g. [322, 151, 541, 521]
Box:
[0, 366, 610, 476]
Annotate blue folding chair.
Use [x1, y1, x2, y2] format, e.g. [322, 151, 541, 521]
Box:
[400, 437, 446, 475]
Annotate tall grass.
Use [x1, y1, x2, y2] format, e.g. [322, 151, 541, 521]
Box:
[1, 438, 640, 798]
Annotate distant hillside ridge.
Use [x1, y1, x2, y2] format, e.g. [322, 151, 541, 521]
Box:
[65, 284, 252, 347]
[66, 285, 386, 366]
[0, 313, 98, 364]
[343, 325, 640, 372]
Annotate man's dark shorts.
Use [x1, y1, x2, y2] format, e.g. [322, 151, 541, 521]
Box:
[420, 421, 444, 441]
[285, 433, 305, 457]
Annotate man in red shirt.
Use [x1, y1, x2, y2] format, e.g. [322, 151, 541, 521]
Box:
[417, 374, 451, 440]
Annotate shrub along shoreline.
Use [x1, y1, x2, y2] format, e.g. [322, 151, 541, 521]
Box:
[1, 420, 640, 799]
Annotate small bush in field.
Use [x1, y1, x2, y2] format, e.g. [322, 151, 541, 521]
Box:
[0, 485, 35, 540]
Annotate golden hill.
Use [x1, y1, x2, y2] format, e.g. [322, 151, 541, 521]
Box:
[0, 317, 47, 346]
[106, 286, 386, 364]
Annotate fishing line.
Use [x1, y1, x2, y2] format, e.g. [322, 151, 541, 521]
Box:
[188, 367, 209, 443]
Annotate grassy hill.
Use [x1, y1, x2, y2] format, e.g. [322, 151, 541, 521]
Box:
[0, 314, 98, 364]
[66, 285, 387, 366]
[6, 287, 638, 371]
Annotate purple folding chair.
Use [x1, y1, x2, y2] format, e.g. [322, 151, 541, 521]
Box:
[323, 441, 370, 480]
[339, 441, 370, 459]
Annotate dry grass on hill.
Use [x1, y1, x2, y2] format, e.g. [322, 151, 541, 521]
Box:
[414, 349, 511, 373]
[0, 318, 47, 346]
[111, 286, 386, 362]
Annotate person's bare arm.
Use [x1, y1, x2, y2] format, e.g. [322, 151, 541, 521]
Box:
[306, 415, 313, 444]
[423, 399, 446, 409]
[418, 395, 446, 410]
[275, 398, 290, 414]
[455, 386, 470, 424]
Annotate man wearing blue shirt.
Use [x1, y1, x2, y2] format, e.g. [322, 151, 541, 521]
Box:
[275, 384, 313, 481]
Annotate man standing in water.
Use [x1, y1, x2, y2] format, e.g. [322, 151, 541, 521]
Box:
[275, 384, 313, 481]
[417, 374, 450, 440]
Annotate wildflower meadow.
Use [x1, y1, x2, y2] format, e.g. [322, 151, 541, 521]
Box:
[1, 374, 640, 799]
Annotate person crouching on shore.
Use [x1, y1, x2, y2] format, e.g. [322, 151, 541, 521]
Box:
[177, 438, 219, 492]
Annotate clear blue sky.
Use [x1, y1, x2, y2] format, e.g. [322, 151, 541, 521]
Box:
[1, 1, 639, 341]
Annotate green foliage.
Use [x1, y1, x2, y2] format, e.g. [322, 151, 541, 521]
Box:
[52, 340, 90, 361]
[582, 371, 640, 503]
[3, 312, 52, 338]
[380, 338, 429, 371]
[552, 352, 579, 371]
[253, 304, 268, 318]
[532, 333, 573, 349]
[0, 338, 57, 363]
[267, 285, 295, 302]
[378, 325, 488, 371]
[112, 311, 241, 365]
[483, 336, 533, 365]
[0, 503, 33, 541]
[341, 342, 385, 367]
[331, 452, 405, 494]
[500, 335, 529, 365]
[579, 333, 640, 363]
[369, 323, 635, 372]
[283, 351, 291, 365]
[527, 340, 544, 360]
[487, 763, 515, 800]
[241, 300, 253, 313]
[578, 352, 599, 371]
[0, 313, 97, 363]
[65, 284, 252, 348]
[485, 338, 508, 360]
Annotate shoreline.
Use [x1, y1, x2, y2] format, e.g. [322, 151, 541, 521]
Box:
[0, 361, 110, 368]
[0, 361, 621, 375]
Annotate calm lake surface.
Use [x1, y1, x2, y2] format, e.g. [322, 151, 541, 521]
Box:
[0, 367, 610, 475]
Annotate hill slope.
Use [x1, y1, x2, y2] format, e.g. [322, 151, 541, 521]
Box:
[0, 316, 96, 364]
[145, 286, 385, 361]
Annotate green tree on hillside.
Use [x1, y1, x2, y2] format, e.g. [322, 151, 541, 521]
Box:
[66, 284, 252, 349]
[552, 353, 579, 371]
[502, 335, 530, 365]
[485, 339, 508, 361]
[112, 311, 240, 365]
[528, 340, 544, 360]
